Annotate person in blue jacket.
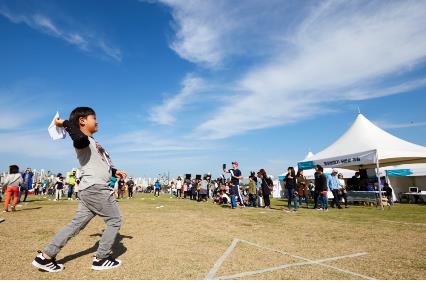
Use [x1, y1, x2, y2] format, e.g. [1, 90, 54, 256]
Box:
[154, 180, 161, 197]
[19, 168, 34, 202]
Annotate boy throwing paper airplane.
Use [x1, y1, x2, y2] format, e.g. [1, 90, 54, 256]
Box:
[32, 107, 127, 272]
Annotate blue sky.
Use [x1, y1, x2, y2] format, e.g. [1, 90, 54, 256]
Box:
[1, 0, 426, 178]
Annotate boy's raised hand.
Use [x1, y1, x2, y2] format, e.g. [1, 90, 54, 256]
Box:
[55, 118, 65, 127]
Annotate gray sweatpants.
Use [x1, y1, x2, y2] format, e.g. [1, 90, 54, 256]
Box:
[43, 185, 121, 259]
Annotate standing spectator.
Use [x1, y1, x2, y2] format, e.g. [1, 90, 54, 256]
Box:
[34, 183, 40, 195]
[313, 171, 321, 209]
[208, 178, 215, 199]
[315, 165, 328, 211]
[42, 180, 49, 195]
[285, 167, 297, 211]
[328, 169, 342, 209]
[199, 177, 208, 202]
[117, 177, 125, 199]
[223, 161, 244, 208]
[127, 177, 135, 199]
[54, 177, 64, 201]
[383, 182, 393, 206]
[296, 169, 310, 208]
[338, 173, 348, 208]
[20, 167, 33, 202]
[170, 181, 176, 196]
[196, 179, 201, 201]
[256, 175, 264, 207]
[3, 165, 23, 212]
[248, 175, 257, 207]
[66, 170, 77, 200]
[176, 176, 182, 198]
[154, 180, 161, 197]
[258, 169, 273, 209]
[74, 179, 80, 200]
[350, 172, 361, 191]
[183, 181, 188, 199]
[188, 181, 194, 200]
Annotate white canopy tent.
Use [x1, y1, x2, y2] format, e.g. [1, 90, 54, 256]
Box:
[299, 114, 426, 170]
[298, 114, 426, 207]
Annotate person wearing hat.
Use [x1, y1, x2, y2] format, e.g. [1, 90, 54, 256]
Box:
[328, 169, 342, 209]
[223, 161, 243, 208]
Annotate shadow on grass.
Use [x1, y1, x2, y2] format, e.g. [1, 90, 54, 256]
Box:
[21, 207, 42, 211]
[57, 233, 133, 264]
[21, 199, 45, 203]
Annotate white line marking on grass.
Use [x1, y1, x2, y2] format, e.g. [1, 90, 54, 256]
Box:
[206, 239, 374, 280]
[381, 220, 426, 226]
[215, 252, 369, 280]
[239, 239, 374, 280]
[205, 238, 239, 280]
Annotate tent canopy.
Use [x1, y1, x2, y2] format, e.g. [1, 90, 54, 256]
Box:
[298, 114, 426, 170]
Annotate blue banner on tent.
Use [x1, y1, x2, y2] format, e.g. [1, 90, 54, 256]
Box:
[386, 169, 413, 177]
[298, 161, 315, 170]
[278, 176, 286, 181]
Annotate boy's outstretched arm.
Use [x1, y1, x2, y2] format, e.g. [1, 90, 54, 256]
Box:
[55, 118, 89, 149]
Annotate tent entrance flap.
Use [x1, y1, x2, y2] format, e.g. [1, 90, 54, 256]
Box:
[298, 149, 377, 169]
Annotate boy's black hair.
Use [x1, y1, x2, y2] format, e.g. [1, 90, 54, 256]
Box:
[69, 107, 96, 128]
[9, 165, 19, 174]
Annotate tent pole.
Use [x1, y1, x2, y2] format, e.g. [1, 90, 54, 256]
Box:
[376, 150, 384, 210]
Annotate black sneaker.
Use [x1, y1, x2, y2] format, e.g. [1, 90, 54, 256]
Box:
[32, 251, 64, 272]
[92, 256, 122, 271]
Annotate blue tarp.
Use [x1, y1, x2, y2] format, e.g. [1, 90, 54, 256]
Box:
[386, 169, 413, 177]
[298, 161, 315, 170]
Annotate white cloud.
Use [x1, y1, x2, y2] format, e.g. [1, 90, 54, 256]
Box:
[0, 7, 121, 61]
[156, 0, 291, 68]
[148, 74, 205, 125]
[157, 0, 231, 67]
[0, 129, 72, 158]
[183, 0, 426, 139]
[0, 112, 37, 130]
[108, 129, 214, 153]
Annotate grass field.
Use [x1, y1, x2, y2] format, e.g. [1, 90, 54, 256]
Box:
[0, 193, 425, 280]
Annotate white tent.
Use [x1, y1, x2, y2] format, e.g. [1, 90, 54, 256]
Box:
[298, 114, 426, 170]
[298, 114, 426, 206]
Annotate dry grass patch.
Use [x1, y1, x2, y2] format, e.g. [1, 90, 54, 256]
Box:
[0, 194, 425, 279]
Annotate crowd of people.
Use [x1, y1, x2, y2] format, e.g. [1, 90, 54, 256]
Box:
[165, 163, 394, 211]
[1, 162, 394, 214]
[0, 166, 140, 212]
[166, 162, 274, 209]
